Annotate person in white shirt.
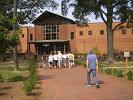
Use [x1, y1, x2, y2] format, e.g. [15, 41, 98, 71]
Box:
[57, 51, 63, 68]
[62, 52, 68, 68]
[48, 52, 53, 69]
[53, 51, 58, 68]
[67, 52, 73, 68]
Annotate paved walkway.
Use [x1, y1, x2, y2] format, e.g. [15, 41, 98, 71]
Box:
[38, 66, 133, 100]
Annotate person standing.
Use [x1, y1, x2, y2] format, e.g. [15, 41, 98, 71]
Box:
[41, 53, 47, 68]
[62, 52, 68, 68]
[57, 51, 63, 68]
[67, 52, 73, 68]
[53, 51, 58, 68]
[48, 52, 54, 69]
[86, 49, 100, 88]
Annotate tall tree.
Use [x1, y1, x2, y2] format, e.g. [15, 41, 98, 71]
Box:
[0, 0, 58, 24]
[0, 15, 20, 62]
[0, 0, 58, 69]
[61, 0, 133, 62]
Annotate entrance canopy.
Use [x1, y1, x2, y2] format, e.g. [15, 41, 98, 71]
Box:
[29, 40, 70, 54]
[29, 40, 69, 43]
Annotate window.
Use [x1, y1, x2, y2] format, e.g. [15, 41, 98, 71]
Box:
[79, 31, 83, 36]
[70, 32, 74, 39]
[100, 30, 104, 35]
[22, 34, 24, 38]
[30, 34, 33, 41]
[122, 29, 126, 34]
[43, 22, 60, 40]
[88, 31, 92, 35]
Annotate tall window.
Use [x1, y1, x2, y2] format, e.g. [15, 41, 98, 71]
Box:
[100, 30, 104, 35]
[43, 22, 60, 40]
[79, 31, 83, 36]
[88, 31, 92, 35]
[70, 32, 74, 39]
[22, 34, 24, 38]
[30, 34, 33, 41]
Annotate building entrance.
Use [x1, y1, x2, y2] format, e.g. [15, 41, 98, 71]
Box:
[35, 40, 70, 54]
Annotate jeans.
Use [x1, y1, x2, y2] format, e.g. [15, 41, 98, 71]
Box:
[86, 69, 98, 85]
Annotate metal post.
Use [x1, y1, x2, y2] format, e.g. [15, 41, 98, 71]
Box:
[125, 57, 128, 79]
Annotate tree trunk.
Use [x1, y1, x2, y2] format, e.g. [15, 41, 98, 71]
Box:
[106, 2, 114, 63]
[13, 0, 19, 70]
[107, 22, 114, 63]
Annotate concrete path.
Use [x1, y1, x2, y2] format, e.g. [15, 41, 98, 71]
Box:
[38, 66, 133, 100]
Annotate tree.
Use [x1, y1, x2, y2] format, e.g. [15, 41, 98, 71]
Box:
[0, 0, 58, 69]
[0, 0, 58, 24]
[61, 0, 133, 62]
[0, 15, 20, 62]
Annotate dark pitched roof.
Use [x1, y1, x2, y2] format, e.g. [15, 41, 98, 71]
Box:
[32, 11, 75, 24]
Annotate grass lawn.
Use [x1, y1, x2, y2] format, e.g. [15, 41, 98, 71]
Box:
[0, 60, 30, 82]
[0, 59, 38, 100]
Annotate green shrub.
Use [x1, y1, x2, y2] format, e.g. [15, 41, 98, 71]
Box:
[92, 46, 101, 56]
[112, 69, 118, 76]
[105, 68, 112, 75]
[23, 59, 37, 95]
[28, 59, 36, 75]
[98, 63, 110, 73]
[75, 60, 83, 65]
[116, 70, 124, 78]
[23, 78, 33, 95]
[127, 71, 133, 80]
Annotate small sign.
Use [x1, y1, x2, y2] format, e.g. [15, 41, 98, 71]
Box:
[124, 51, 130, 57]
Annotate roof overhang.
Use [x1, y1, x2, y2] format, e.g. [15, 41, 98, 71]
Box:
[29, 40, 69, 44]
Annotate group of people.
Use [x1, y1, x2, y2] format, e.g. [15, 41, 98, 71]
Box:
[40, 49, 100, 88]
[40, 51, 75, 69]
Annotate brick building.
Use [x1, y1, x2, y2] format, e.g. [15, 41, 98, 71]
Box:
[18, 11, 133, 55]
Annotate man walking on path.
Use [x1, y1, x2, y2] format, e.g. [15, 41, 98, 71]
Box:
[86, 49, 100, 88]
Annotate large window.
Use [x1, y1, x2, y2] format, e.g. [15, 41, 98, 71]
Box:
[79, 31, 83, 36]
[70, 32, 74, 39]
[43, 22, 61, 40]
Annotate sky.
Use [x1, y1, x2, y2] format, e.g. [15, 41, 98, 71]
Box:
[43, 0, 103, 23]
[26, 0, 103, 26]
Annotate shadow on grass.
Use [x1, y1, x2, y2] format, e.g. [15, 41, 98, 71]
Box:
[1, 86, 12, 90]
[0, 92, 7, 96]
[8, 75, 27, 82]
